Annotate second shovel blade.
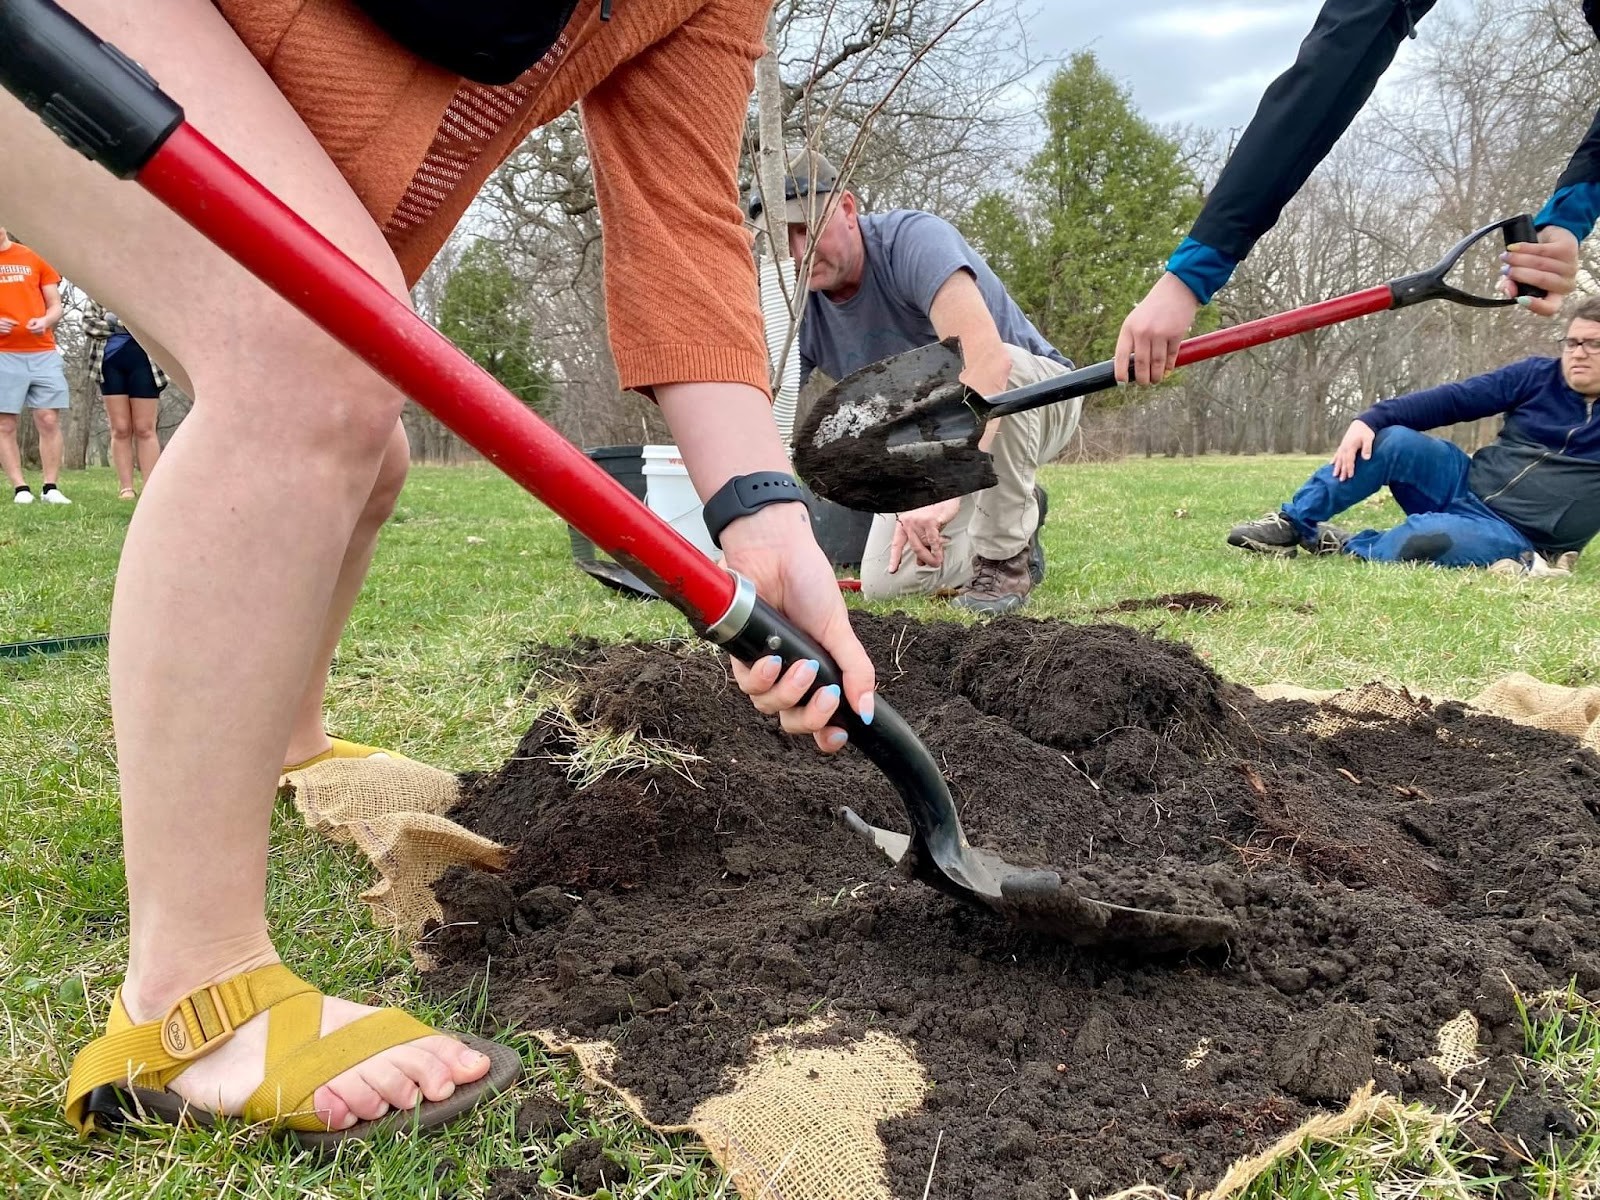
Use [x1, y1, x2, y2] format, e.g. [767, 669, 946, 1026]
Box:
[794, 339, 998, 512]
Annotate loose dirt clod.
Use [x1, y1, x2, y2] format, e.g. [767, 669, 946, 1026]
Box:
[425, 613, 1600, 1198]
[1095, 591, 1231, 614]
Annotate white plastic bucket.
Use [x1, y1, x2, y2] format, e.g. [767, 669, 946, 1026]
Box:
[641, 445, 718, 559]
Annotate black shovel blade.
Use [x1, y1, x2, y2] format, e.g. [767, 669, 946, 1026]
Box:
[574, 556, 659, 599]
[793, 339, 997, 512]
[840, 808, 1236, 954]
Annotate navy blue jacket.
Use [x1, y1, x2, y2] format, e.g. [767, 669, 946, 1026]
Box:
[1357, 357, 1600, 552]
[1167, 0, 1600, 303]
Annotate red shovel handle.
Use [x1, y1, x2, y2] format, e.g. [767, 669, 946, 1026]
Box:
[986, 213, 1538, 423]
[1170, 287, 1394, 367]
[986, 286, 1395, 420]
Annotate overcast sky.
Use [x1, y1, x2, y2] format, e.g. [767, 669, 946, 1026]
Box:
[1024, 1, 1419, 132]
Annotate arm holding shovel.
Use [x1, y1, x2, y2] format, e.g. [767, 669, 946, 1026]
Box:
[888, 272, 1012, 574]
[581, 9, 877, 752]
[1116, 0, 1594, 386]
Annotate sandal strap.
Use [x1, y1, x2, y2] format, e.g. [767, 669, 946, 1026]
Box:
[246, 1007, 433, 1131]
[281, 738, 406, 774]
[64, 963, 314, 1134]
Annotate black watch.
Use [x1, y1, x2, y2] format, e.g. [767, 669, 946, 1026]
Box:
[703, 472, 811, 548]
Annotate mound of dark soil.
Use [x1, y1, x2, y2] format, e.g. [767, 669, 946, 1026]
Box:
[424, 613, 1600, 1198]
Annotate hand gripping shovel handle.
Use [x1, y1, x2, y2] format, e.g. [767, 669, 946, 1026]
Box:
[981, 214, 1545, 423]
[0, 0, 958, 846]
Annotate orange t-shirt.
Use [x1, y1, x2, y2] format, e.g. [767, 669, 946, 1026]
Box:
[0, 241, 62, 353]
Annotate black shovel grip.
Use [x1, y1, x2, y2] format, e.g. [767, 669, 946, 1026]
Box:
[0, 0, 183, 177]
[715, 595, 957, 842]
[1503, 213, 1547, 301]
[986, 359, 1118, 421]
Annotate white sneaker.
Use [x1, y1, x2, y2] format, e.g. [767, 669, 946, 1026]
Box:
[40, 488, 71, 505]
[13, 488, 33, 504]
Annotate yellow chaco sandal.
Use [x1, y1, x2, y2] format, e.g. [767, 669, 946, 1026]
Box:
[64, 964, 521, 1147]
[281, 738, 411, 776]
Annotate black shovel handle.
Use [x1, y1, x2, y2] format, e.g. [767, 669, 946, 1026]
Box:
[0, 0, 181, 176]
[985, 213, 1545, 422]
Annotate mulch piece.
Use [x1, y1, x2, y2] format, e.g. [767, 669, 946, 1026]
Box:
[425, 613, 1600, 1199]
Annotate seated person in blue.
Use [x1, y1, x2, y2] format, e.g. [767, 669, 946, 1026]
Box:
[1228, 297, 1600, 569]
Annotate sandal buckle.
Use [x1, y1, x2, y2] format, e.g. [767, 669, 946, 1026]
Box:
[161, 983, 236, 1061]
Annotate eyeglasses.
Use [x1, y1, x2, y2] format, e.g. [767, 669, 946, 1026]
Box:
[1558, 337, 1600, 354]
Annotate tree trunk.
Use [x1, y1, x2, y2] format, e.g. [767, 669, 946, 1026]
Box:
[64, 355, 97, 470]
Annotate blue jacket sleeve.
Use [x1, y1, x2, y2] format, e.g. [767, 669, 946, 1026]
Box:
[1535, 106, 1600, 243]
[1355, 360, 1537, 432]
[1168, 0, 1438, 304]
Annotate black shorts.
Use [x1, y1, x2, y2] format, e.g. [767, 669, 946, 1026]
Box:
[100, 340, 163, 399]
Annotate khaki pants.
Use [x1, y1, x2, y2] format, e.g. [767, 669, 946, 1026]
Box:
[860, 345, 1079, 599]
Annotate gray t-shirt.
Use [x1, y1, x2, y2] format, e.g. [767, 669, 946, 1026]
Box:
[798, 209, 1067, 385]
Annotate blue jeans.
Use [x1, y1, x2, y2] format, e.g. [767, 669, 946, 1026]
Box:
[1282, 427, 1534, 566]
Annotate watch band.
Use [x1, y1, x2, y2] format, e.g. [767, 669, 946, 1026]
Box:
[703, 472, 811, 548]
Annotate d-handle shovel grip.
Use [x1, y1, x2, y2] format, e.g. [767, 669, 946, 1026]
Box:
[0, 0, 182, 177]
[704, 575, 959, 850]
[1389, 212, 1545, 308]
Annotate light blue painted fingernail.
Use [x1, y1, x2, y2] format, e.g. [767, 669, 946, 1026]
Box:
[1499, 264, 1511, 276]
[764, 655, 782, 671]
[822, 684, 841, 700]
[859, 693, 875, 725]
[803, 659, 820, 674]
[1516, 295, 1533, 307]
[826, 729, 849, 748]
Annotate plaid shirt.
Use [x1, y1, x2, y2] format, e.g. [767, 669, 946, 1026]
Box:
[84, 301, 170, 391]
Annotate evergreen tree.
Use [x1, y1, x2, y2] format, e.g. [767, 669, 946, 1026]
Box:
[961, 53, 1203, 366]
[438, 239, 552, 412]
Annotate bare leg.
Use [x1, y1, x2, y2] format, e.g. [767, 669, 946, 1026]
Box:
[1, 0, 489, 1128]
[105, 393, 135, 491]
[282, 419, 410, 767]
[130, 395, 162, 482]
[34, 407, 63, 486]
[0, 413, 22, 488]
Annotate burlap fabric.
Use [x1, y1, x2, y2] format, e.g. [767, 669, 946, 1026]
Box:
[1471, 672, 1600, 754]
[1427, 1011, 1483, 1082]
[279, 757, 506, 951]
[284, 673, 1600, 1199]
[540, 1022, 929, 1200]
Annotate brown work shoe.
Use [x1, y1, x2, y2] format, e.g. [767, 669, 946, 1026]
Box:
[952, 549, 1033, 615]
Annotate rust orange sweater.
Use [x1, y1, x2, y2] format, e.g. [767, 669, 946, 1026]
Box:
[215, 0, 771, 397]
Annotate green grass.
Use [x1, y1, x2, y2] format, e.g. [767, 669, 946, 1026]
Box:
[2, 460, 1598, 1199]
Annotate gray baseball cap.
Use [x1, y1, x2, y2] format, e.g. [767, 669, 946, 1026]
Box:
[745, 150, 839, 226]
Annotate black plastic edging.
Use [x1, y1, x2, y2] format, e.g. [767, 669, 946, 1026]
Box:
[0, 632, 110, 659]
